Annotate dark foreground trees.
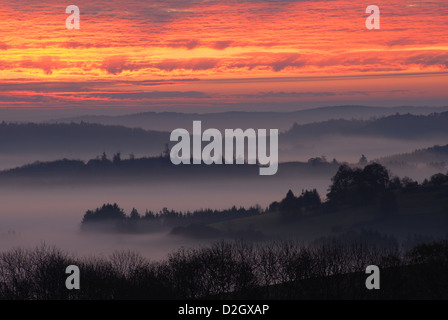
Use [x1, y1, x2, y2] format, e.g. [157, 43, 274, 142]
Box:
[1, 234, 447, 300]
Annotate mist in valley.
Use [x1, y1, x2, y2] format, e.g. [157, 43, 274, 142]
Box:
[0, 176, 332, 259]
[0, 106, 447, 261]
[0, 158, 445, 260]
[279, 135, 448, 164]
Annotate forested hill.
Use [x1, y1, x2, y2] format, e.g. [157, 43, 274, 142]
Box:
[52, 105, 448, 132]
[377, 144, 448, 164]
[282, 112, 448, 139]
[0, 112, 447, 157]
[0, 154, 340, 185]
[0, 122, 169, 155]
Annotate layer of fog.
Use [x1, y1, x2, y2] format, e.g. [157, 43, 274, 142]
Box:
[279, 135, 448, 164]
[0, 155, 445, 261]
[0, 135, 446, 172]
[0, 177, 330, 260]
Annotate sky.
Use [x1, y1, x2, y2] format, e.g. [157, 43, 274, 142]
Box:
[0, 0, 447, 112]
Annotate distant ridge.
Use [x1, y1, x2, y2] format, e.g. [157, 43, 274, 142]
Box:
[50, 105, 448, 131]
[0, 112, 447, 161]
[282, 111, 448, 139]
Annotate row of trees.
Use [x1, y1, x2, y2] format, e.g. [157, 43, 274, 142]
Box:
[271, 163, 448, 217]
[1, 234, 447, 299]
[268, 189, 321, 216]
[82, 163, 448, 230]
[327, 163, 448, 212]
[82, 163, 397, 226]
[82, 203, 264, 233]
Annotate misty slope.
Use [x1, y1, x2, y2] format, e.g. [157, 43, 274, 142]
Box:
[282, 112, 448, 140]
[377, 144, 448, 164]
[0, 156, 339, 186]
[210, 183, 448, 241]
[50, 105, 448, 132]
[1, 143, 447, 187]
[0, 112, 446, 171]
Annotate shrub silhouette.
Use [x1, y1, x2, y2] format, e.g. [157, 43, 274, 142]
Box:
[1, 234, 447, 300]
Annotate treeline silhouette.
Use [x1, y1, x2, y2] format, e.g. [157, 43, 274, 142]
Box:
[2, 152, 173, 177]
[377, 143, 448, 168]
[1, 145, 445, 187]
[81, 203, 263, 234]
[273, 162, 448, 216]
[268, 189, 321, 216]
[0, 151, 270, 184]
[0, 151, 344, 183]
[80, 163, 448, 234]
[1, 232, 447, 299]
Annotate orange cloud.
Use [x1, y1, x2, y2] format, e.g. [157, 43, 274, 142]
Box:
[100, 56, 140, 75]
[0, 0, 446, 109]
[155, 58, 221, 71]
[165, 40, 201, 50]
[19, 57, 67, 75]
